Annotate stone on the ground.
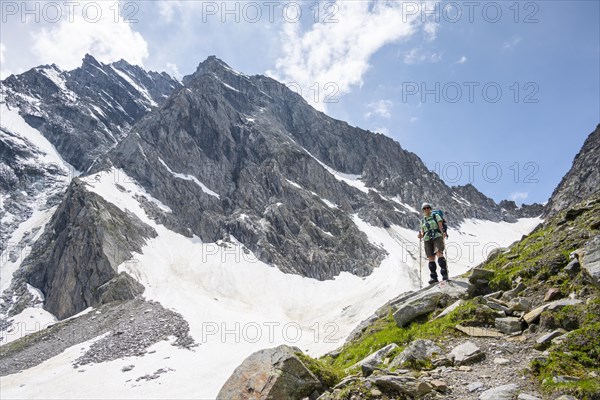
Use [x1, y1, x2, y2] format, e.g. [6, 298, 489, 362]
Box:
[468, 382, 484, 392]
[455, 324, 504, 337]
[484, 290, 503, 299]
[393, 293, 443, 327]
[555, 396, 578, 400]
[495, 317, 523, 334]
[501, 282, 526, 301]
[354, 343, 398, 376]
[523, 299, 583, 324]
[429, 380, 448, 392]
[434, 299, 463, 320]
[509, 297, 531, 312]
[543, 288, 562, 302]
[370, 389, 382, 397]
[370, 375, 431, 397]
[469, 268, 495, 283]
[517, 394, 542, 400]
[582, 235, 600, 288]
[389, 339, 441, 369]
[564, 259, 581, 275]
[534, 329, 567, 350]
[449, 342, 485, 365]
[478, 383, 518, 400]
[493, 357, 510, 365]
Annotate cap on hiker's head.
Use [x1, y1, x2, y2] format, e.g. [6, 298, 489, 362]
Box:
[421, 202, 432, 210]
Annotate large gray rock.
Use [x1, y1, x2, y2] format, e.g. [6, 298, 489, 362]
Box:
[393, 292, 443, 328]
[353, 343, 398, 376]
[393, 280, 471, 327]
[479, 383, 518, 400]
[582, 235, 600, 288]
[23, 180, 157, 319]
[495, 317, 523, 334]
[389, 339, 442, 368]
[523, 299, 583, 324]
[369, 375, 431, 397]
[449, 342, 485, 365]
[216, 345, 323, 400]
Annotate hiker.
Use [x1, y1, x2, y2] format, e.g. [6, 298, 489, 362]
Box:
[417, 202, 449, 284]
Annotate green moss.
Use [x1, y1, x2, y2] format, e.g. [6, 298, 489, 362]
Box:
[530, 321, 600, 399]
[325, 300, 483, 371]
[296, 352, 344, 388]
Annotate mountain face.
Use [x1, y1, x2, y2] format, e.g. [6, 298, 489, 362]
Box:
[1, 54, 181, 172]
[546, 124, 600, 216]
[2, 56, 544, 322]
[94, 56, 542, 280]
[0, 55, 178, 252]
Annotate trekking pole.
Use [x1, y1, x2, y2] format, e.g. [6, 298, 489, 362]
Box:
[419, 238, 423, 289]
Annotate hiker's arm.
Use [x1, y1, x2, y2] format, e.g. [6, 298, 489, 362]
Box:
[438, 220, 447, 238]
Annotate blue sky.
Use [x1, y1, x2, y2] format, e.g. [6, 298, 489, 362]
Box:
[1, 0, 598, 205]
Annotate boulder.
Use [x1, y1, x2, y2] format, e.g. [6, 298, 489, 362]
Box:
[392, 280, 471, 327]
[543, 288, 562, 302]
[216, 345, 323, 400]
[354, 343, 398, 376]
[389, 339, 442, 369]
[582, 235, 600, 288]
[449, 342, 485, 365]
[370, 375, 431, 397]
[97, 272, 145, 304]
[478, 383, 518, 400]
[469, 268, 495, 283]
[501, 282, 526, 301]
[522, 299, 583, 324]
[534, 329, 567, 350]
[495, 317, 523, 334]
[468, 382, 484, 392]
[433, 299, 463, 320]
[508, 297, 532, 312]
[429, 379, 448, 392]
[393, 293, 443, 327]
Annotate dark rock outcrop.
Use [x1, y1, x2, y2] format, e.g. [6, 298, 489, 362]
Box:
[546, 124, 600, 216]
[22, 179, 156, 319]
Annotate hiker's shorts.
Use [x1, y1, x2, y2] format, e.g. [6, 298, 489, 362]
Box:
[424, 237, 445, 257]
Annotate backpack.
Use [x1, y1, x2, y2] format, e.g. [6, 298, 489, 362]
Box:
[432, 209, 448, 237]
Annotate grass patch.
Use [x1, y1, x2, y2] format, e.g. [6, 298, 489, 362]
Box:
[296, 352, 344, 388]
[324, 300, 485, 371]
[531, 321, 600, 400]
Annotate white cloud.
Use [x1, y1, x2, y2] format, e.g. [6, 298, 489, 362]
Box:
[409, 116, 419, 123]
[424, 21, 439, 41]
[268, 1, 428, 111]
[365, 100, 393, 119]
[372, 126, 390, 135]
[166, 62, 182, 79]
[0, 43, 11, 79]
[158, 0, 183, 23]
[503, 37, 522, 49]
[403, 47, 442, 65]
[31, 1, 149, 70]
[509, 191, 529, 203]
[456, 56, 467, 64]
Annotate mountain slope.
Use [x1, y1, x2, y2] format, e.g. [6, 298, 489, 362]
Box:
[90, 56, 543, 280]
[546, 124, 600, 216]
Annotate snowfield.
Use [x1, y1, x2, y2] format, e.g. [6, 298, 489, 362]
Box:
[0, 168, 541, 399]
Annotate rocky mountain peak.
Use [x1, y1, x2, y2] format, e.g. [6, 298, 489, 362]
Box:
[546, 124, 600, 216]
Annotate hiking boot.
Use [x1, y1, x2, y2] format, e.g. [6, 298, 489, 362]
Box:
[441, 275, 449, 281]
[428, 278, 439, 285]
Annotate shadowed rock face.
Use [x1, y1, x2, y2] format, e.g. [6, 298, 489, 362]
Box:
[23, 179, 157, 319]
[546, 124, 600, 216]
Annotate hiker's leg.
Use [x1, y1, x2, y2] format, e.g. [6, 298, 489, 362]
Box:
[434, 238, 448, 280]
[424, 240, 438, 282]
